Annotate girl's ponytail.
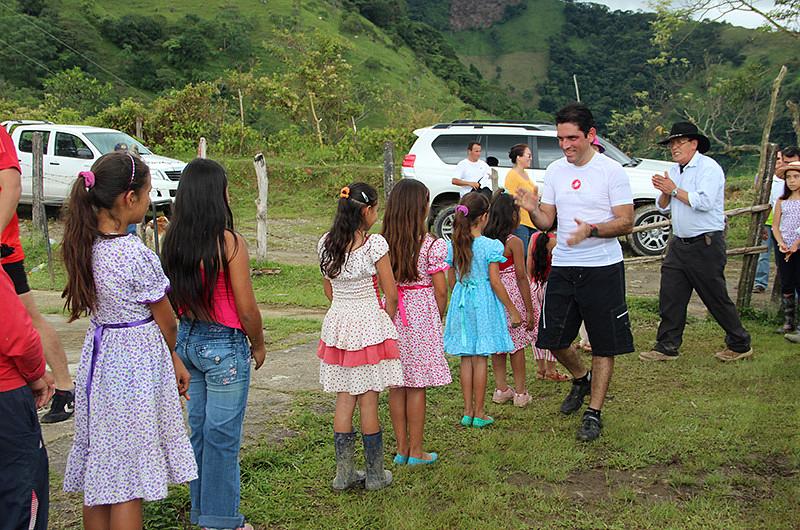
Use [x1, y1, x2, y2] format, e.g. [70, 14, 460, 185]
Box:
[62, 178, 101, 321]
[451, 192, 489, 278]
[531, 219, 557, 284]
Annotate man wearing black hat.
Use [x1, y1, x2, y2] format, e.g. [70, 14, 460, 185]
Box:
[640, 122, 752, 362]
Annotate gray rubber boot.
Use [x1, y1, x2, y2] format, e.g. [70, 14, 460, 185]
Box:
[362, 430, 392, 491]
[779, 295, 796, 334]
[332, 431, 365, 490]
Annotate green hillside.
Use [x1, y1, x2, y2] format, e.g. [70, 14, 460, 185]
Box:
[1, 0, 797, 161]
[0, 0, 470, 128]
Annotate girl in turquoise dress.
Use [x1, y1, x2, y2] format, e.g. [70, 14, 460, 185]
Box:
[444, 192, 521, 428]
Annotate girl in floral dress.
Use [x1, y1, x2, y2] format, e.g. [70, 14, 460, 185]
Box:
[484, 191, 535, 407]
[318, 182, 403, 491]
[382, 179, 451, 466]
[61, 152, 196, 530]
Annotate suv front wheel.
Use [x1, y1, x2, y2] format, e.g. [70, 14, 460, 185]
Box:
[627, 203, 670, 256]
[432, 204, 457, 240]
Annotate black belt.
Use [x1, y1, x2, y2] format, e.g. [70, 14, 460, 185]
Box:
[674, 231, 721, 244]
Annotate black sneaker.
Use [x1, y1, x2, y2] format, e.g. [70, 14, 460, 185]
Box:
[559, 380, 591, 415]
[41, 389, 75, 424]
[576, 412, 602, 442]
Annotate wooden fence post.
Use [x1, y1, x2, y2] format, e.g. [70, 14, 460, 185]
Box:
[30, 132, 55, 287]
[383, 141, 395, 198]
[135, 116, 143, 140]
[253, 153, 268, 261]
[197, 137, 207, 159]
[754, 66, 787, 189]
[31, 133, 45, 235]
[737, 143, 779, 310]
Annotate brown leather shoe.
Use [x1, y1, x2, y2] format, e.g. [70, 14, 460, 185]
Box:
[714, 348, 753, 362]
[638, 350, 679, 361]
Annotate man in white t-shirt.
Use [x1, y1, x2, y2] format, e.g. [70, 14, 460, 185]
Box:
[515, 103, 634, 442]
[452, 142, 491, 196]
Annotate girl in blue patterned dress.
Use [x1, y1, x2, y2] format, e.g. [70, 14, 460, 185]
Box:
[61, 152, 197, 530]
[444, 192, 521, 428]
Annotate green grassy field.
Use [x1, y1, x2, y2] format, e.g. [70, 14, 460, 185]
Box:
[140, 303, 799, 529]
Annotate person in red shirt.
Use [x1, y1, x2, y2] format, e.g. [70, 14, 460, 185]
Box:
[0, 266, 54, 530]
[0, 126, 74, 423]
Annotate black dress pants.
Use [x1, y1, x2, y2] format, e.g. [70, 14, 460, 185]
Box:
[654, 231, 751, 355]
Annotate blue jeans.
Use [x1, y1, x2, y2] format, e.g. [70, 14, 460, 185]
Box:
[177, 319, 251, 530]
[755, 226, 775, 288]
[513, 225, 537, 262]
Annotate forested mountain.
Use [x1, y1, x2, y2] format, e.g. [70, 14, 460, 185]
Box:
[0, 0, 797, 161]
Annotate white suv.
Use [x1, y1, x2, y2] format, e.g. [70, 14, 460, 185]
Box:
[401, 120, 674, 256]
[3, 121, 183, 208]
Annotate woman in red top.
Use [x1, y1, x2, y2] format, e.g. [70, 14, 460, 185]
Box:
[0, 266, 54, 530]
[161, 158, 265, 530]
[0, 126, 74, 423]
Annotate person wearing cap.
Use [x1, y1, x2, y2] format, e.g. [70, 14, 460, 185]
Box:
[640, 122, 752, 363]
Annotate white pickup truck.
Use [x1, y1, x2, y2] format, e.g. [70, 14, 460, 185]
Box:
[2, 121, 184, 207]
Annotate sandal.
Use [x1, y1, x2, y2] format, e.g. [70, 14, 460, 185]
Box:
[535, 370, 546, 380]
[543, 371, 571, 382]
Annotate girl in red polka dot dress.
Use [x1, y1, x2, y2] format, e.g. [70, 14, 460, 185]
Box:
[382, 179, 452, 466]
[317, 182, 403, 491]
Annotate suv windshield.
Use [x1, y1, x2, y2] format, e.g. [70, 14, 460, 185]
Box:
[83, 132, 152, 155]
[597, 137, 637, 167]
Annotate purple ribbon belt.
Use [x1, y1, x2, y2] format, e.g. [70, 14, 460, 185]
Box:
[87, 315, 154, 414]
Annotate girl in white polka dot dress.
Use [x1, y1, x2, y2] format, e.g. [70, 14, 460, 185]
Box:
[317, 182, 403, 491]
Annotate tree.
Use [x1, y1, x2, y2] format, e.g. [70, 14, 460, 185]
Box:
[42, 67, 115, 118]
[664, 0, 798, 38]
[260, 30, 368, 145]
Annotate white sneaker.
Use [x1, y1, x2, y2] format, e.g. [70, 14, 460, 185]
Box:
[513, 392, 532, 407]
[492, 387, 515, 404]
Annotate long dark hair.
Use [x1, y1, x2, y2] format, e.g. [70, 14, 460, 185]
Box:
[382, 179, 429, 284]
[62, 151, 149, 321]
[161, 158, 235, 321]
[483, 190, 519, 243]
[320, 182, 378, 278]
[451, 192, 489, 278]
[531, 219, 557, 284]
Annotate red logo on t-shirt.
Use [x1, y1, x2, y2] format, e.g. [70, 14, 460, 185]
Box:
[571, 179, 581, 190]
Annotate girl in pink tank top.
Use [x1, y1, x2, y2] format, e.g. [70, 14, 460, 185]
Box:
[161, 159, 265, 530]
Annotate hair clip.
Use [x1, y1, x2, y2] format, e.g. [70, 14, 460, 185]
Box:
[127, 152, 136, 188]
[79, 170, 95, 189]
[455, 204, 469, 216]
[361, 191, 369, 203]
[339, 186, 350, 199]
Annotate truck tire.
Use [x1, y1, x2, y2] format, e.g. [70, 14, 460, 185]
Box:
[432, 203, 457, 240]
[627, 203, 670, 256]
